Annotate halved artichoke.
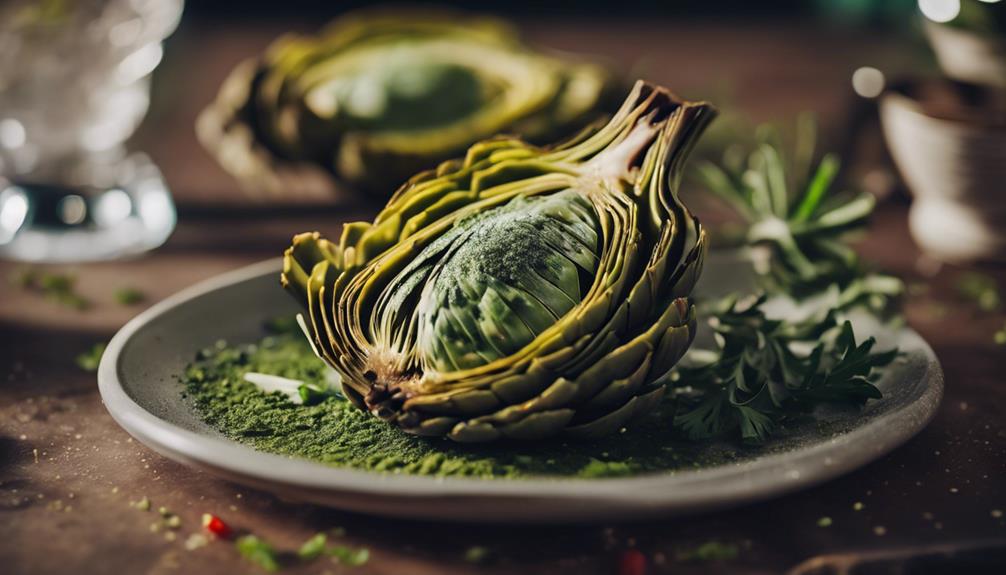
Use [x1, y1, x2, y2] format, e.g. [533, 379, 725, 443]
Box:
[282, 81, 715, 442]
[198, 10, 618, 194]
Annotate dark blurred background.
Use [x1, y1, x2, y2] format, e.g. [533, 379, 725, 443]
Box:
[135, 0, 936, 219]
[184, 0, 913, 22]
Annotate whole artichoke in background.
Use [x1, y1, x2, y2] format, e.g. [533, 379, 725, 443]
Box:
[282, 81, 715, 442]
[198, 10, 618, 195]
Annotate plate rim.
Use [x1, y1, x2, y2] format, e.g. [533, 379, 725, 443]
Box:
[98, 258, 945, 520]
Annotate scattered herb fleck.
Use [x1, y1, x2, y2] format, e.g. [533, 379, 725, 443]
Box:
[115, 287, 146, 305]
[236, 535, 280, 572]
[817, 516, 832, 527]
[185, 533, 209, 551]
[134, 496, 151, 511]
[464, 545, 490, 564]
[994, 325, 1006, 346]
[329, 544, 370, 567]
[25, 270, 91, 310]
[75, 343, 106, 372]
[297, 533, 327, 561]
[956, 272, 1001, 311]
[578, 458, 635, 478]
[9, 267, 37, 288]
[676, 541, 739, 562]
[853, 501, 864, 511]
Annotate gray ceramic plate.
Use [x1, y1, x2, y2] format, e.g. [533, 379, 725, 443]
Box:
[98, 256, 943, 522]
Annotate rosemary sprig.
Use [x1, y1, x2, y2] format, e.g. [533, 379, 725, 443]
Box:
[694, 116, 902, 310]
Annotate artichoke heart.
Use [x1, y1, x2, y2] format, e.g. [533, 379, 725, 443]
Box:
[198, 10, 618, 193]
[282, 81, 716, 442]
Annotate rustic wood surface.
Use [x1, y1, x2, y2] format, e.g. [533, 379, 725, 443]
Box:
[2, 18, 1005, 575]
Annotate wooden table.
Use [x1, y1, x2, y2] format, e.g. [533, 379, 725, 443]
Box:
[2, 18, 1005, 575]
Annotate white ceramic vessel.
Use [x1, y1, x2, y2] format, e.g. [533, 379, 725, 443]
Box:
[880, 85, 1006, 263]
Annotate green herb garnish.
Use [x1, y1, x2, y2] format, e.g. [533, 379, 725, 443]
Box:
[673, 294, 896, 444]
[297, 533, 327, 561]
[329, 544, 369, 567]
[236, 535, 280, 572]
[956, 272, 1001, 312]
[75, 343, 106, 372]
[676, 540, 739, 562]
[9, 266, 38, 288]
[464, 545, 491, 564]
[695, 116, 901, 310]
[12, 267, 90, 310]
[115, 287, 146, 305]
[185, 334, 754, 478]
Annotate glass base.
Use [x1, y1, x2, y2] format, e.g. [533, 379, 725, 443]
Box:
[0, 152, 175, 263]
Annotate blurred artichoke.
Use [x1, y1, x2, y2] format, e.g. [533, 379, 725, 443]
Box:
[198, 10, 618, 195]
[282, 81, 715, 442]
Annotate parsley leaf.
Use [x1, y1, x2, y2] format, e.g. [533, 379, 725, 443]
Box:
[672, 294, 896, 444]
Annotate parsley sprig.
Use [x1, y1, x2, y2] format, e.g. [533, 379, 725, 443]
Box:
[673, 294, 897, 444]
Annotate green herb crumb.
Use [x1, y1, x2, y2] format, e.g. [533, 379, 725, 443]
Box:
[185, 533, 209, 551]
[182, 330, 750, 479]
[577, 458, 635, 478]
[677, 541, 739, 562]
[134, 496, 151, 511]
[329, 544, 369, 567]
[957, 272, 1001, 312]
[236, 535, 280, 572]
[115, 287, 145, 305]
[75, 343, 106, 372]
[297, 533, 327, 561]
[11, 267, 91, 309]
[9, 267, 37, 288]
[817, 516, 832, 527]
[464, 546, 491, 564]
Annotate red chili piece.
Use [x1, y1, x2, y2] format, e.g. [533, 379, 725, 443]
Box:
[201, 513, 232, 538]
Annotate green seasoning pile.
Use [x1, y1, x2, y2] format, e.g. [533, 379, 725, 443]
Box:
[184, 330, 741, 479]
[198, 9, 617, 194]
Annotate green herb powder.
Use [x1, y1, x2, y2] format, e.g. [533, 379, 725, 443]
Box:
[184, 325, 745, 479]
